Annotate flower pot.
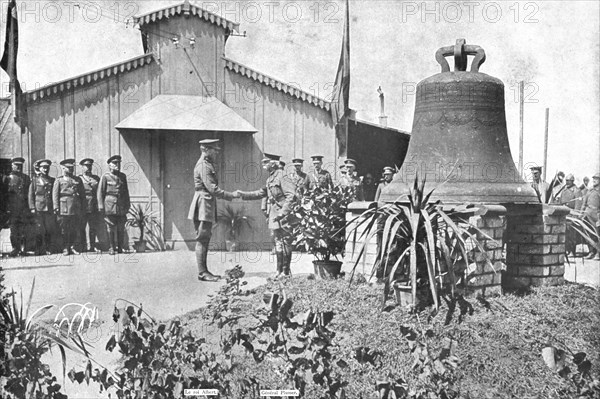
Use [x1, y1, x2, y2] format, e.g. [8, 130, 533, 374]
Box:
[392, 281, 423, 308]
[313, 260, 343, 279]
[134, 240, 146, 253]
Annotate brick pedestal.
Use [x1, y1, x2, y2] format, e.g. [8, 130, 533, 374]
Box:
[464, 206, 506, 296]
[504, 204, 570, 288]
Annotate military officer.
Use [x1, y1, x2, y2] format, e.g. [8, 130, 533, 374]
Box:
[375, 166, 394, 201]
[2, 157, 31, 257]
[77, 158, 101, 252]
[187, 139, 240, 281]
[97, 155, 130, 255]
[581, 173, 600, 260]
[530, 166, 550, 203]
[290, 158, 309, 197]
[338, 159, 364, 201]
[29, 159, 55, 255]
[306, 155, 333, 191]
[238, 154, 296, 278]
[53, 159, 85, 255]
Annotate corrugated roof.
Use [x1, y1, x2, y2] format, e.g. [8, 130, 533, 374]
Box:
[134, 1, 239, 32]
[115, 94, 257, 133]
[223, 57, 332, 111]
[26, 53, 156, 103]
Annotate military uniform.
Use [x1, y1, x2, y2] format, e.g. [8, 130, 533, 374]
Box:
[556, 184, 581, 210]
[290, 171, 309, 196]
[187, 141, 235, 280]
[29, 160, 55, 254]
[2, 158, 31, 256]
[374, 180, 391, 202]
[98, 156, 130, 254]
[581, 180, 600, 259]
[339, 173, 364, 201]
[307, 169, 333, 191]
[53, 160, 85, 254]
[78, 159, 101, 251]
[240, 155, 296, 276]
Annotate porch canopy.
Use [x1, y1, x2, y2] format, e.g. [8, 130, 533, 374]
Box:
[115, 94, 257, 133]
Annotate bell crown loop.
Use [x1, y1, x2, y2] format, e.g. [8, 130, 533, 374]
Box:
[435, 38, 486, 73]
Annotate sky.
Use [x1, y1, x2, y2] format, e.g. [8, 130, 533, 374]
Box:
[1, 0, 599, 183]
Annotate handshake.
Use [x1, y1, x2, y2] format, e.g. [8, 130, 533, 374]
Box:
[232, 190, 243, 199]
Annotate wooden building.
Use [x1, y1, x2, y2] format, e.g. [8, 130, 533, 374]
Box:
[0, 1, 409, 249]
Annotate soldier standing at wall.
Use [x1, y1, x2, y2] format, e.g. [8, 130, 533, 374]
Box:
[78, 158, 101, 252]
[530, 166, 551, 203]
[307, 155, 333, 190]
[98, 155, 131, 255]
[338, 159, 364, 201]
[2, 157, 30, 257]
[187, 139, 240, 282]
[290, 158, 309, 197]
[375, 166, 394, 202]
[581, 173, 600, 260]
[238, 154, 296, 279]
[53, 159, 85, 255]
[29, 159, 55, 255]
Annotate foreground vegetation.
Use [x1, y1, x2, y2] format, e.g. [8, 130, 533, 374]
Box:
[2, 265, 599, 398]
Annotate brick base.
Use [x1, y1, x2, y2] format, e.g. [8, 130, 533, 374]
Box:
[504, 204, 570, 288]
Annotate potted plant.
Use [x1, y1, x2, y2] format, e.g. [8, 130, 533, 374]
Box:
[290, 185, 354, 279]
[126, 204, 160, 253]
[348, 175, 494, 310]
[216, 205, 254, 252]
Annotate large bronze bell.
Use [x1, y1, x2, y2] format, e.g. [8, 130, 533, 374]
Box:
[380, 39, 538, 204]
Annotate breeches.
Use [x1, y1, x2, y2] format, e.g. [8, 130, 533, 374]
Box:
[57, 215, 80, 248]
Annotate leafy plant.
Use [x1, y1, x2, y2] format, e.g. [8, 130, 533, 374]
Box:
[216, 205, 254, 245]
[542, 344, 600, 397]
[0, 278, 93, 399]
[348, 175, 495, 311]
[290, 185, 354, 261]
[126, 204, 160, 244]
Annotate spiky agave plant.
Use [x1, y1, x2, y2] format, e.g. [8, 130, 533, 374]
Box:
[347, 174, 495, 311]
[217, 205, 254, 244]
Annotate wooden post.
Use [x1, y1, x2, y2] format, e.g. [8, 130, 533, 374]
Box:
[518, 81, 524, 177]
[543, 108, 549, 181]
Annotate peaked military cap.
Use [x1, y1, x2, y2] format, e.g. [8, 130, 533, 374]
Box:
[311, 155, 324, 162]
[292, 158, 304, 165]
[530, 166, 542, 171]
[565, 174, 575, 180]
[11, 157, 25, 165]
[80, 158, 94, 166]
[344, 158, 357, 166]
[199, 139, 221, 149]
[38, 159, 52, 167]
[60, 158, 76, 167]
[383, 166, 394, 174]
[262, 153, 281, 163]
[107, 155, 122, 164]
[33, 160, 41, 169]
[279, 161, 286, 168]
[593, 173, 600, 179]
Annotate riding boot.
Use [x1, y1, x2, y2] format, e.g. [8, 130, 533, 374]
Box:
[282, 251, 292, 276]
[274, 251, 284, 279]
[197, 241, 220, 281]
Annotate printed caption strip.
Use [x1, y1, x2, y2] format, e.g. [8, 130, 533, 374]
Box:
[184, 389, 300, 397]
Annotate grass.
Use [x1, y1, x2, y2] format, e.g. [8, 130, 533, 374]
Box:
[179, 276, 600, 398]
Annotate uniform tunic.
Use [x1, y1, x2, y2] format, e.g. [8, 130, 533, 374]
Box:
[375, 180, 392, 202]
[53, 174, 85, 249]
[29, 174, 56, 252]
[241, 169, 296, 230]
[79, 173, 101, 250]
[339, 174, 364, 201]
[582, 187, 600, 225]
[306, 169, 333, 191]
[187, 153, 234, 225]
[3, 171, 31, 250]
[97, 171, 130, 216]
[290, 171, 309, 197]
[555, 185, 581, 210]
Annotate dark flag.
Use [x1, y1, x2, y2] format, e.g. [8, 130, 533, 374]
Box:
[331, 0, 350, 156]
[1, 0, 27, 132]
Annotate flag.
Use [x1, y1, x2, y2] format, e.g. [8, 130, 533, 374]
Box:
[1, 0, 27, 132]
[331, 0, 350, 156]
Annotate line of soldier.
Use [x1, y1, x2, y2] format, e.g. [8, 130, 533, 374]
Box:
[187, 139, 400, 283]
[531, 166, 600, 260]
[1, 155, 130, 257]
